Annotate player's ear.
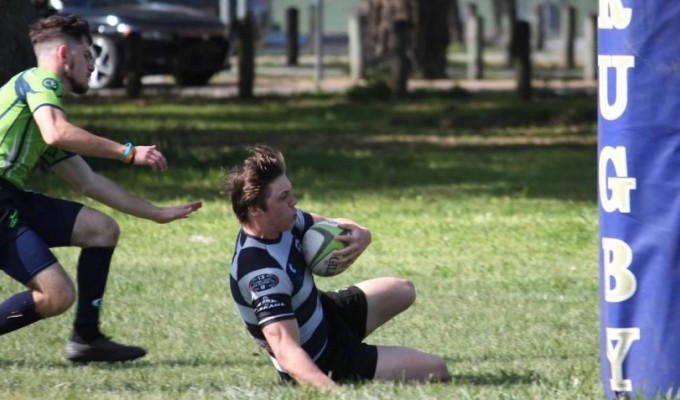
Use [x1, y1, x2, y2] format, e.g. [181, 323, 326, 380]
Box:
[249, 205, 262, 217]
[57, 44, 69, 65]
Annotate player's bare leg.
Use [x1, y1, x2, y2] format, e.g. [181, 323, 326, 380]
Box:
[0, 263, 74, 335]
[28, 263, 76, 317]
[356, 277, 450, 382]
[374, 345, 450, 382]
[355, 277, 416, 335]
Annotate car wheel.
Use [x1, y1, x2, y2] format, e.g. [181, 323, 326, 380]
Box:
[90, 34, 123, 89]
[174, 72, 214, 87]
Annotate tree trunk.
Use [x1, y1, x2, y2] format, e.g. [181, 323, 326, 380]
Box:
[416, 0, 450, 78]
[362, 0, 415, 63]
[362, 0, 450, 81]
[236, 12, 255, 99]
[0, 1, 37, 83]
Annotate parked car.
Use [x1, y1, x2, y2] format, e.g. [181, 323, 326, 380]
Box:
[46, 0, 230, 89]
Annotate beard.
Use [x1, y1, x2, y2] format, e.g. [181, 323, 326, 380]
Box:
[70, 80, 89, 95]
[65, 60, 90, 95]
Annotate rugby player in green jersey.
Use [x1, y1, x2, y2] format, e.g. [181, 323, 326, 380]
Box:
[0, 14, 202, 363]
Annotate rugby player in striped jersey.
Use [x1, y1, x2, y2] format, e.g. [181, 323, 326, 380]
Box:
[226, 145, 450, 387]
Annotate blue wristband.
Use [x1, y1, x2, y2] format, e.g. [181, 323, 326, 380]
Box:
[121, 142, 134, 162]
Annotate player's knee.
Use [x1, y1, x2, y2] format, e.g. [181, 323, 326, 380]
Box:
[99, 216, 120, 246]
[78, 212, 120, 248]
[35, 282, 75, 317]
[395, 278, 416, 308]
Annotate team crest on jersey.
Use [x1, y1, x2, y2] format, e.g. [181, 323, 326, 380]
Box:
[42, 78, 59, 91]
[287, 263, 304, 285]
[248, 273, 279, 292]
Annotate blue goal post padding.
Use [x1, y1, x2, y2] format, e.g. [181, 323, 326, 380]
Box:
[599, 0, 680, 398]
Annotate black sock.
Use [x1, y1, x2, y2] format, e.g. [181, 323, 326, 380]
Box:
[0, 290, 41, 335]
[74, 247, 114, 340]
[70, 324, 104, 342]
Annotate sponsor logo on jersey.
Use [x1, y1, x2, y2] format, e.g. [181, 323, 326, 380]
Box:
[42, 78, 59, 91]
[248, 273, 279, 293]
[255, 295, 286, 312]
[7, 209, 18, 228]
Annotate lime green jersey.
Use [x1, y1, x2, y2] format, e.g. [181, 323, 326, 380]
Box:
[0, 68, 73, 189]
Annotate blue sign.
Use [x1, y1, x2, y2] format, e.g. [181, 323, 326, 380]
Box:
[599, 0, 680, 398]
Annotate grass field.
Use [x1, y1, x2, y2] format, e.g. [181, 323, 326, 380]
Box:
[0, 90, 601, 399]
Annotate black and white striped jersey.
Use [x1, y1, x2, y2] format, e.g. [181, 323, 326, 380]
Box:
[229, 209, 329, 374]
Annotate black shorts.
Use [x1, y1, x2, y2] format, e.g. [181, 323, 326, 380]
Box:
[315, 285, 378, 383]
[0, 181, 82, 284]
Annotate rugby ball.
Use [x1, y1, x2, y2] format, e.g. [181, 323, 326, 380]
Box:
[302, 221, 349, 277]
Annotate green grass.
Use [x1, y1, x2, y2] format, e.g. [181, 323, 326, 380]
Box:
[0, 91, 601, 399]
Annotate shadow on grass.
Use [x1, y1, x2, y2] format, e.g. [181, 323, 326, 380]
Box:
[28, 143, 595, 205]
[450, 370, 540, 386]
[0, 359, 74, 369]
[37, 92, 596, 204]
[0, 357, 248, 370]
[68, 92, 596, 151]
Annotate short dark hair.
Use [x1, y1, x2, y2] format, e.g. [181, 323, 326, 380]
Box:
[29, 14, 92, 46]
[225, 145, 287, 224]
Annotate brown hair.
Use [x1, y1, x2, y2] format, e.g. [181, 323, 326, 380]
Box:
[29, 14, 92, 46]
[225, 145, 287, 224]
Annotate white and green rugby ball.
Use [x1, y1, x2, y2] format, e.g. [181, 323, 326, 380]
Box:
[302, 221, 349, 277]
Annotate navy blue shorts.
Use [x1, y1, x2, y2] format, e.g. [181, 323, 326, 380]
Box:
[0, 182, 83, 284]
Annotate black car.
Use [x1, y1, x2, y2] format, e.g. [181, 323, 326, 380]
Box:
[47, 0, 230, 88]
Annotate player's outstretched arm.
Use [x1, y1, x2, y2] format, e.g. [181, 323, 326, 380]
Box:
[51, 156, 202, 223]
[149, 201, 203, 223]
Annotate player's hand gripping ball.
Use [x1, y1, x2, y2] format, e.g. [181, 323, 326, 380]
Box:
[302, 221, 349, 277]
